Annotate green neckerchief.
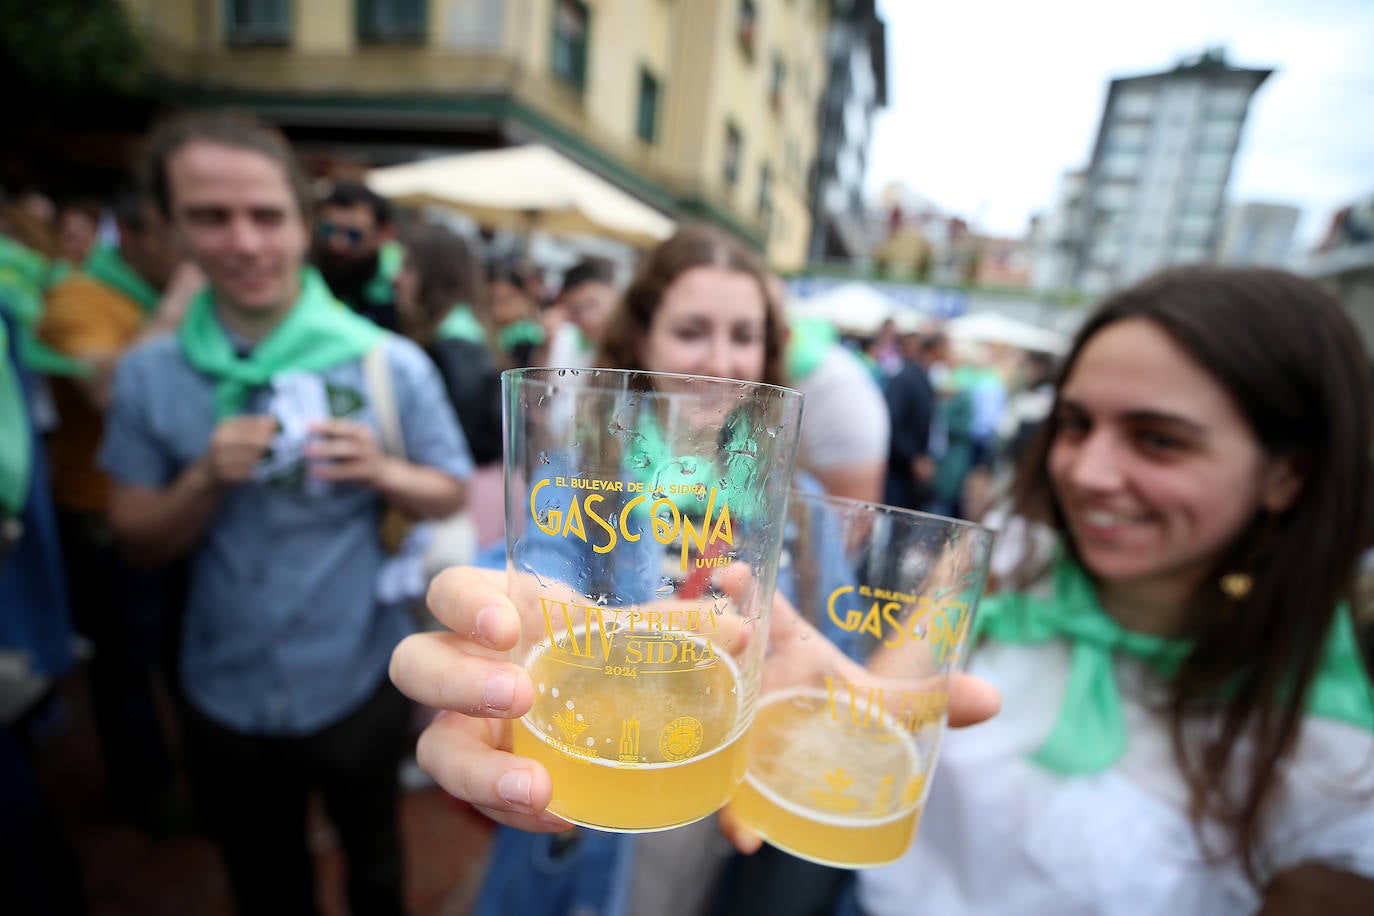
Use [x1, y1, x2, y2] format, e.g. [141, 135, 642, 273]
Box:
[436, 304, 488, 345]
[0, 235, 49, 283]
[626, 408, 763, 518]
[82, 245, 159, 313]
[949, 365, 1002, 397]
[363, 239, 404, 306]
[785, 316, 837, 381]
[178, 266, 384, 418]
[0, 316, 31, 515]
[18, 336, 92, 378]
[497, 319, 547, 355]
[0, 255, 91, 379]
[0, 235, 50, 329]
[0, 268, 43, 329]
[976, 555, 1374, 774]
[0, 236, 51, 283]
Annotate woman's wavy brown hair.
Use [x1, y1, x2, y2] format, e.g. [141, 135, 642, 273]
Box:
[1007, 266, 1374, 881]
[597, 224, 786, 387]
[397, 222, 488, 347]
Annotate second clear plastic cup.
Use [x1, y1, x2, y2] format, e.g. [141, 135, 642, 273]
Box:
[730, 491, 995, 867]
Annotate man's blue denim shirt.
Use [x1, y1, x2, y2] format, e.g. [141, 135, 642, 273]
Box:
[100, 332, 474, 735]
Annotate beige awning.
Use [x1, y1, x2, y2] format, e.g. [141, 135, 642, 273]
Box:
[946, 311, 1070, 355]
[367, 144, 675, 248]
[786, 282, 905, 336]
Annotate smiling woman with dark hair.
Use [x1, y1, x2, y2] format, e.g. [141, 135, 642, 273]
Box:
[857, 265, 1374, 915]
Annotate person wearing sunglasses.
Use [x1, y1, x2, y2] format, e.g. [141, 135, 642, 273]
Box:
[312, 182, 402, 332]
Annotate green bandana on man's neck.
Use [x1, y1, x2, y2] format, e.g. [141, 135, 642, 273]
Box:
[0, 316, 32, 515]
[82, 245, 159, 313]
[178, 266, 384, 417]
[436, 304, 487, 345]
[976, 555, 1374, 774]
[497, 319, 546, 355]
[362, 239, 403, 306]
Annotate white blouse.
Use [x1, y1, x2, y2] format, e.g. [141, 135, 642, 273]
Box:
[857, 641, 1374, 916]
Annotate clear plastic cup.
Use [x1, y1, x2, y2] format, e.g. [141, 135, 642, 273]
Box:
[503, 368, 804, 832]
[731, 490, 995, 866]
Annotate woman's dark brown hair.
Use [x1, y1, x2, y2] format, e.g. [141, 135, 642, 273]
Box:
[1008, 266, 1374, 880]
[397, 222, 487, 346]
[597, 224, 786, 387]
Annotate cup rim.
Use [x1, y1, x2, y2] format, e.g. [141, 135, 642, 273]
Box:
[787, 487, 996, 539]
[502, 366, 804, 401]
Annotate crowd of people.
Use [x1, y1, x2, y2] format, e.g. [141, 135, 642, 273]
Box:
[2, 107, 1373, 915]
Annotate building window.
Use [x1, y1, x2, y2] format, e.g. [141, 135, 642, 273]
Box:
[226, 0, 292, 46]
[738, 0, 757, 59]
[1193, 151, 1229, 182]
[637, 66, 660, 144]
[1208, 87, 1251, 117]
[757, 163, 773, 234]
[1101, 151, 1141, 180]
[769, 53, 786, 112]
[1113, 89, 1155, 120]
[551, 0, 590, 92]
[723, 122, 743, 186]
[1107, 122, 1147, 153]
[1199, 118, 1240, 152]
[357, 0, 427, 44]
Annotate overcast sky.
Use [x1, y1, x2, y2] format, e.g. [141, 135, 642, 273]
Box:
[866, 0, 1374, 247]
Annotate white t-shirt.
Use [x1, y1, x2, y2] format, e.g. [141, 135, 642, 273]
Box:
[545, 323, 596, 369]
[858, 641, 1374, 916]
[794, 344, 889, 471]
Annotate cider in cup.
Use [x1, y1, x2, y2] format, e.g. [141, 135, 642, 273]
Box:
[730, 491, 993, 866]
[512, 625, 751, 831]
[730, 687, 932, 867]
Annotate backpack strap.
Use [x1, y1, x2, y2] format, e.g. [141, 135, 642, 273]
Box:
[362, 341, 405, 460]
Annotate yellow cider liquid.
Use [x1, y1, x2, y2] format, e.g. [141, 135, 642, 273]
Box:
[513, 626, 749, 832]
[730, 687, 927, 867]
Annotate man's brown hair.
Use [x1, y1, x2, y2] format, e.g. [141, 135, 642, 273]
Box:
[142, 108, 312, 224]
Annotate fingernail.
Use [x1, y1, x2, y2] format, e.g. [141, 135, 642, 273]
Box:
[474, 605, 505, 646]
[484, 672, 516, 710]
[498, 770, 532, 808]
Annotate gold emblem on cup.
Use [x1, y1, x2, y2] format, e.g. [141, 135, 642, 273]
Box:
[660, 716, 705, 761]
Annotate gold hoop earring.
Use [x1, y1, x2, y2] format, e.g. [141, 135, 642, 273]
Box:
[1219, 573, 1253, 600]
[1217, 513, 1277, 603]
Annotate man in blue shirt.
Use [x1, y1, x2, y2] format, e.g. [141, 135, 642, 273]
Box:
[100, 110, 473, 915]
